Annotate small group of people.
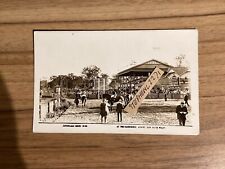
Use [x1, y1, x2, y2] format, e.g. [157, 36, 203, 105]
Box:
[74, 90, 87, 107]
[100, 98, 124, 123]
[100, 98, 190, 126]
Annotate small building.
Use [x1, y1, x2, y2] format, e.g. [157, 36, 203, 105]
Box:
[165, 67, 190, 91]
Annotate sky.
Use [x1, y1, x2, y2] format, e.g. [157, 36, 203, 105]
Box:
[34, 30, 198, 80]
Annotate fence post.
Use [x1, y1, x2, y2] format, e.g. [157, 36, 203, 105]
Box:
[47, 102, 50, 117]
[39, 105, 41, 120]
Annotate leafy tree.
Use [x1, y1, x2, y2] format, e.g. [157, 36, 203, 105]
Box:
[101, 73, 109, 79]
[82, 65, 101, 80]
[50, 75, 57, 81]
[48, 76, 60, 88]
[74, 76, 84, 88]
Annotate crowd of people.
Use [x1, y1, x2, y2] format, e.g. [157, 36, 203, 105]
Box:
[72, 89, 128, 123]
[70, 88, 191, 125]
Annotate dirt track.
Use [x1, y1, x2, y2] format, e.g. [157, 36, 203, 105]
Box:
[50, 99, 192, 126]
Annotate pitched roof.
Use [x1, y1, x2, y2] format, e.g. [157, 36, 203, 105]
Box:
[172, 67, 190, 76]
[117, 59, 173, 76]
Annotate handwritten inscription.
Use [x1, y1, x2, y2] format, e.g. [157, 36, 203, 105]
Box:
[124, 67, 164, 114]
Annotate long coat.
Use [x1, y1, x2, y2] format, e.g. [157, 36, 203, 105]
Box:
[176, 105, 188, 120]
[116, 102, 123, 113]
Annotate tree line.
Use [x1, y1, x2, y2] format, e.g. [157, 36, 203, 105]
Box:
[45, 65, 110, 90]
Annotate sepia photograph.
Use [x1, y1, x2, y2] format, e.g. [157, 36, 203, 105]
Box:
[33, 30, 199, 134]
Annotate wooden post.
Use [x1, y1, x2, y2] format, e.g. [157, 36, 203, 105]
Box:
[39, 105, 41, 120]
[98, 78, 100, 99]
[47, 102, 50, 118]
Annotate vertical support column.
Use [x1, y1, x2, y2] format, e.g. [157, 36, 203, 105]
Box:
[57, 87, 61, 107]
[98, 78, 100, 99]
[103, 78, 105, 94]
[94, 78, 96, 90]
[53, 99, 56, 117]
[47, 102, 50, 113]
[129, 75, 132, 94]
[47, 102, 50, 118]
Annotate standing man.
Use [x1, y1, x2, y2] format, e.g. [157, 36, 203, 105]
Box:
[74, 96, 79, 107]
[164, 92, 167, 101]
[176, 102, 188, 126]
[100, 99, 107, 123]
[116, 99, 123, 122]
[81, 90, 87, 107]
[74, 91, 80, 107]
[184, 94, 189, 106]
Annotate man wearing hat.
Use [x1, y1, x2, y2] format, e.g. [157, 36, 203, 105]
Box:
[116, 99, 124, 122]
[176, 102, 188, 126]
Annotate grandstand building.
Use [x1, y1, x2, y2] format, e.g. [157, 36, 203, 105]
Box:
[116, 59, 190, 99]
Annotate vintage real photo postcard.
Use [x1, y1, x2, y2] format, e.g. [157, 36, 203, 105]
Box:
[33, 29, 199, 135]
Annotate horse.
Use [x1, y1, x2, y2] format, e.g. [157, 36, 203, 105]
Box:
[102, 93, 124, 111]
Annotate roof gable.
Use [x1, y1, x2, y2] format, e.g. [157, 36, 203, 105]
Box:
[117, 59, 173, 76]
[172, 67, 190, 76]
[135, 59, 173, 68]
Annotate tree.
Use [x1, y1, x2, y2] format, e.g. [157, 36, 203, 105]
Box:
[109, 75, 121, 89]
[66, 74, 85, 89]
[48, 76, 60, 88]
[82, 65, 101, 80]
[50, 75, 57, 81]
[101, 73, 109, 79]
[74, 76, 84, 88]
[67, 73, 76, 88]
